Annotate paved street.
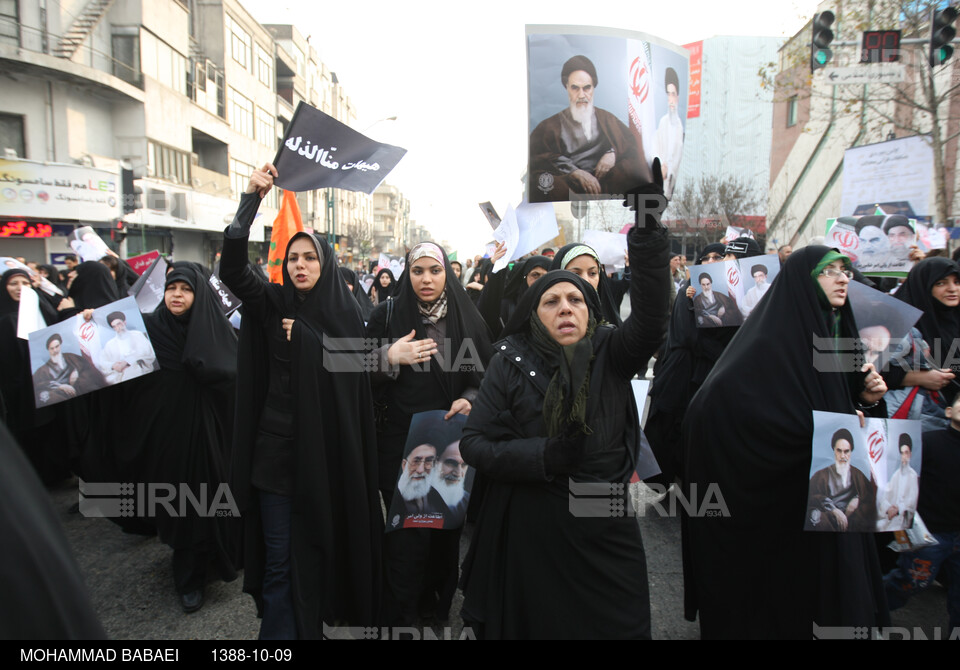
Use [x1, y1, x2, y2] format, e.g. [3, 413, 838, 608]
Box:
[45, 478, 950, 640]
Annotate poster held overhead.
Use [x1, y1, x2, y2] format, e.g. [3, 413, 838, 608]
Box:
[526, 26, 689, 203]
[582, 229, 627, 269]
[272, 102, 407, 194]
[491, 202, 560, 273]
[825, 214, 917, 277]
[478, 202, 502, 229]
[69, 226, 113, 264]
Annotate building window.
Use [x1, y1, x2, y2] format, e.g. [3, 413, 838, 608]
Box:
[787, 96, 799, 128]
[230, 157, 253, 198]
[257, 44, 272, 89]
[256, 106, 274, 148]
[112, 31, 141, 86]
[225, 14, 251, 71]
[147, 140, 191, 184]
[228, 87, 254, 138]
[0, 112, 25, 157]
[0, 0, 19, 47]
[293, 44, 306, 79]
[141, 30, 187, 95]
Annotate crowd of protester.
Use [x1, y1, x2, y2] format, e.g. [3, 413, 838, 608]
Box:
[0, 162, 957, 640]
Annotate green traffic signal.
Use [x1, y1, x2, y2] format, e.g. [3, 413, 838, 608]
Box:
[811, 11, 836, 72]
[930, 6, 958, 68]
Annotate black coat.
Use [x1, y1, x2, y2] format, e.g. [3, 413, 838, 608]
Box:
[459, 226, 670, 639]
[0, 421, 106, 639]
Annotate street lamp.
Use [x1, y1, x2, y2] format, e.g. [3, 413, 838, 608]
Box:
[361, 116, 398, 134]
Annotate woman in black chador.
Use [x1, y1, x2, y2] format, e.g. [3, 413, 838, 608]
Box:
[683, 246, 890, 638]
[370, 268, 396, 307]
[0, 268, 66, 482]
[116, 262, 239, 613]
[458, 206, 670, 639]
[220, 164, 381, 639]
[365, 241, 493, 625]
[338, 266, 374, 322]
[476, 254, 550, 339]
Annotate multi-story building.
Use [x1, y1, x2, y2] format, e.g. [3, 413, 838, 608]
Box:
[672, 35, 780, 252]
[373, 182, 410, 256]
[766, 1, 960, 249]
[0, 0, 381, 266]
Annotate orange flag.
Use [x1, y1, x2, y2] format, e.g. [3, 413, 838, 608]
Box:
[268, 190, 304, 284]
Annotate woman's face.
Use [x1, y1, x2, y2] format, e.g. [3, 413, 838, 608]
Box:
[564, 255, 600, 290]
[526, 266, 548, 287]
[286, 237, 322, 291]
[164, 280, 195, 316]
[816, 260, 850, 308]
[410, 257, 445, 302]
[379, 272, 392, 288]
[6, 275, 31, 302]
[537, 281, 589, 346]
[931, 273, 960, 307]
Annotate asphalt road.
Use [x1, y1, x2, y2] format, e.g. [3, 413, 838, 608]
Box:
[47, 478, 950, 640]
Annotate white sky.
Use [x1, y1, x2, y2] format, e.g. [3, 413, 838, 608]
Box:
[242, 0, 822, 256]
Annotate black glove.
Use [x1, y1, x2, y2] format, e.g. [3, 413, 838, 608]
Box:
[622, 157, 666, 231]
[543, 421, 588, 477]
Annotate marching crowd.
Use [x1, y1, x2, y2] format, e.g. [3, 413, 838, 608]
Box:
[1, 161, 957, 640]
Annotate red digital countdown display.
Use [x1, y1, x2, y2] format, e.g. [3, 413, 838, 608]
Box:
[0, 220, 53, 238]
[861, 30, 901, 63]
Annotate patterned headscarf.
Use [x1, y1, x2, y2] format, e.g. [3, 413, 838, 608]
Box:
[560, 245, 601, 271]
[409, 243, 445, 267]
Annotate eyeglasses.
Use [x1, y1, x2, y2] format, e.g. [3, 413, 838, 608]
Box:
[408, 456, 436, 467]
[819, 268, 853, 279]
[700, 253, 724, 262]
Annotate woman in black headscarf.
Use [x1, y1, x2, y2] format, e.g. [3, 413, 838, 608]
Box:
[465, 257, 494, 305]
[550, 243, 627, 325]
[59, 259, 120, 484]
[220, 164, 381, 639]
[458, 219, 670, 639]
[67, 261, 120, 312]
[476, 254, 551, 339]
[37, 264, 64, 292]
[682, 246, 890, 639]
[882, 257, 960, 430]
[338, 266, 374, 322]
[0, 269, 67, 483]
[365, 240, 494, 626]
[370, 268, 396, 307]
[114, 263, 239, 612]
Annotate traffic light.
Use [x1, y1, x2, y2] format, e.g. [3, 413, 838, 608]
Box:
[111, 220, 127, 243]
[811, 11, 836, 72]
[121, 167, 141, 214]
[930, 5, 958, 68]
